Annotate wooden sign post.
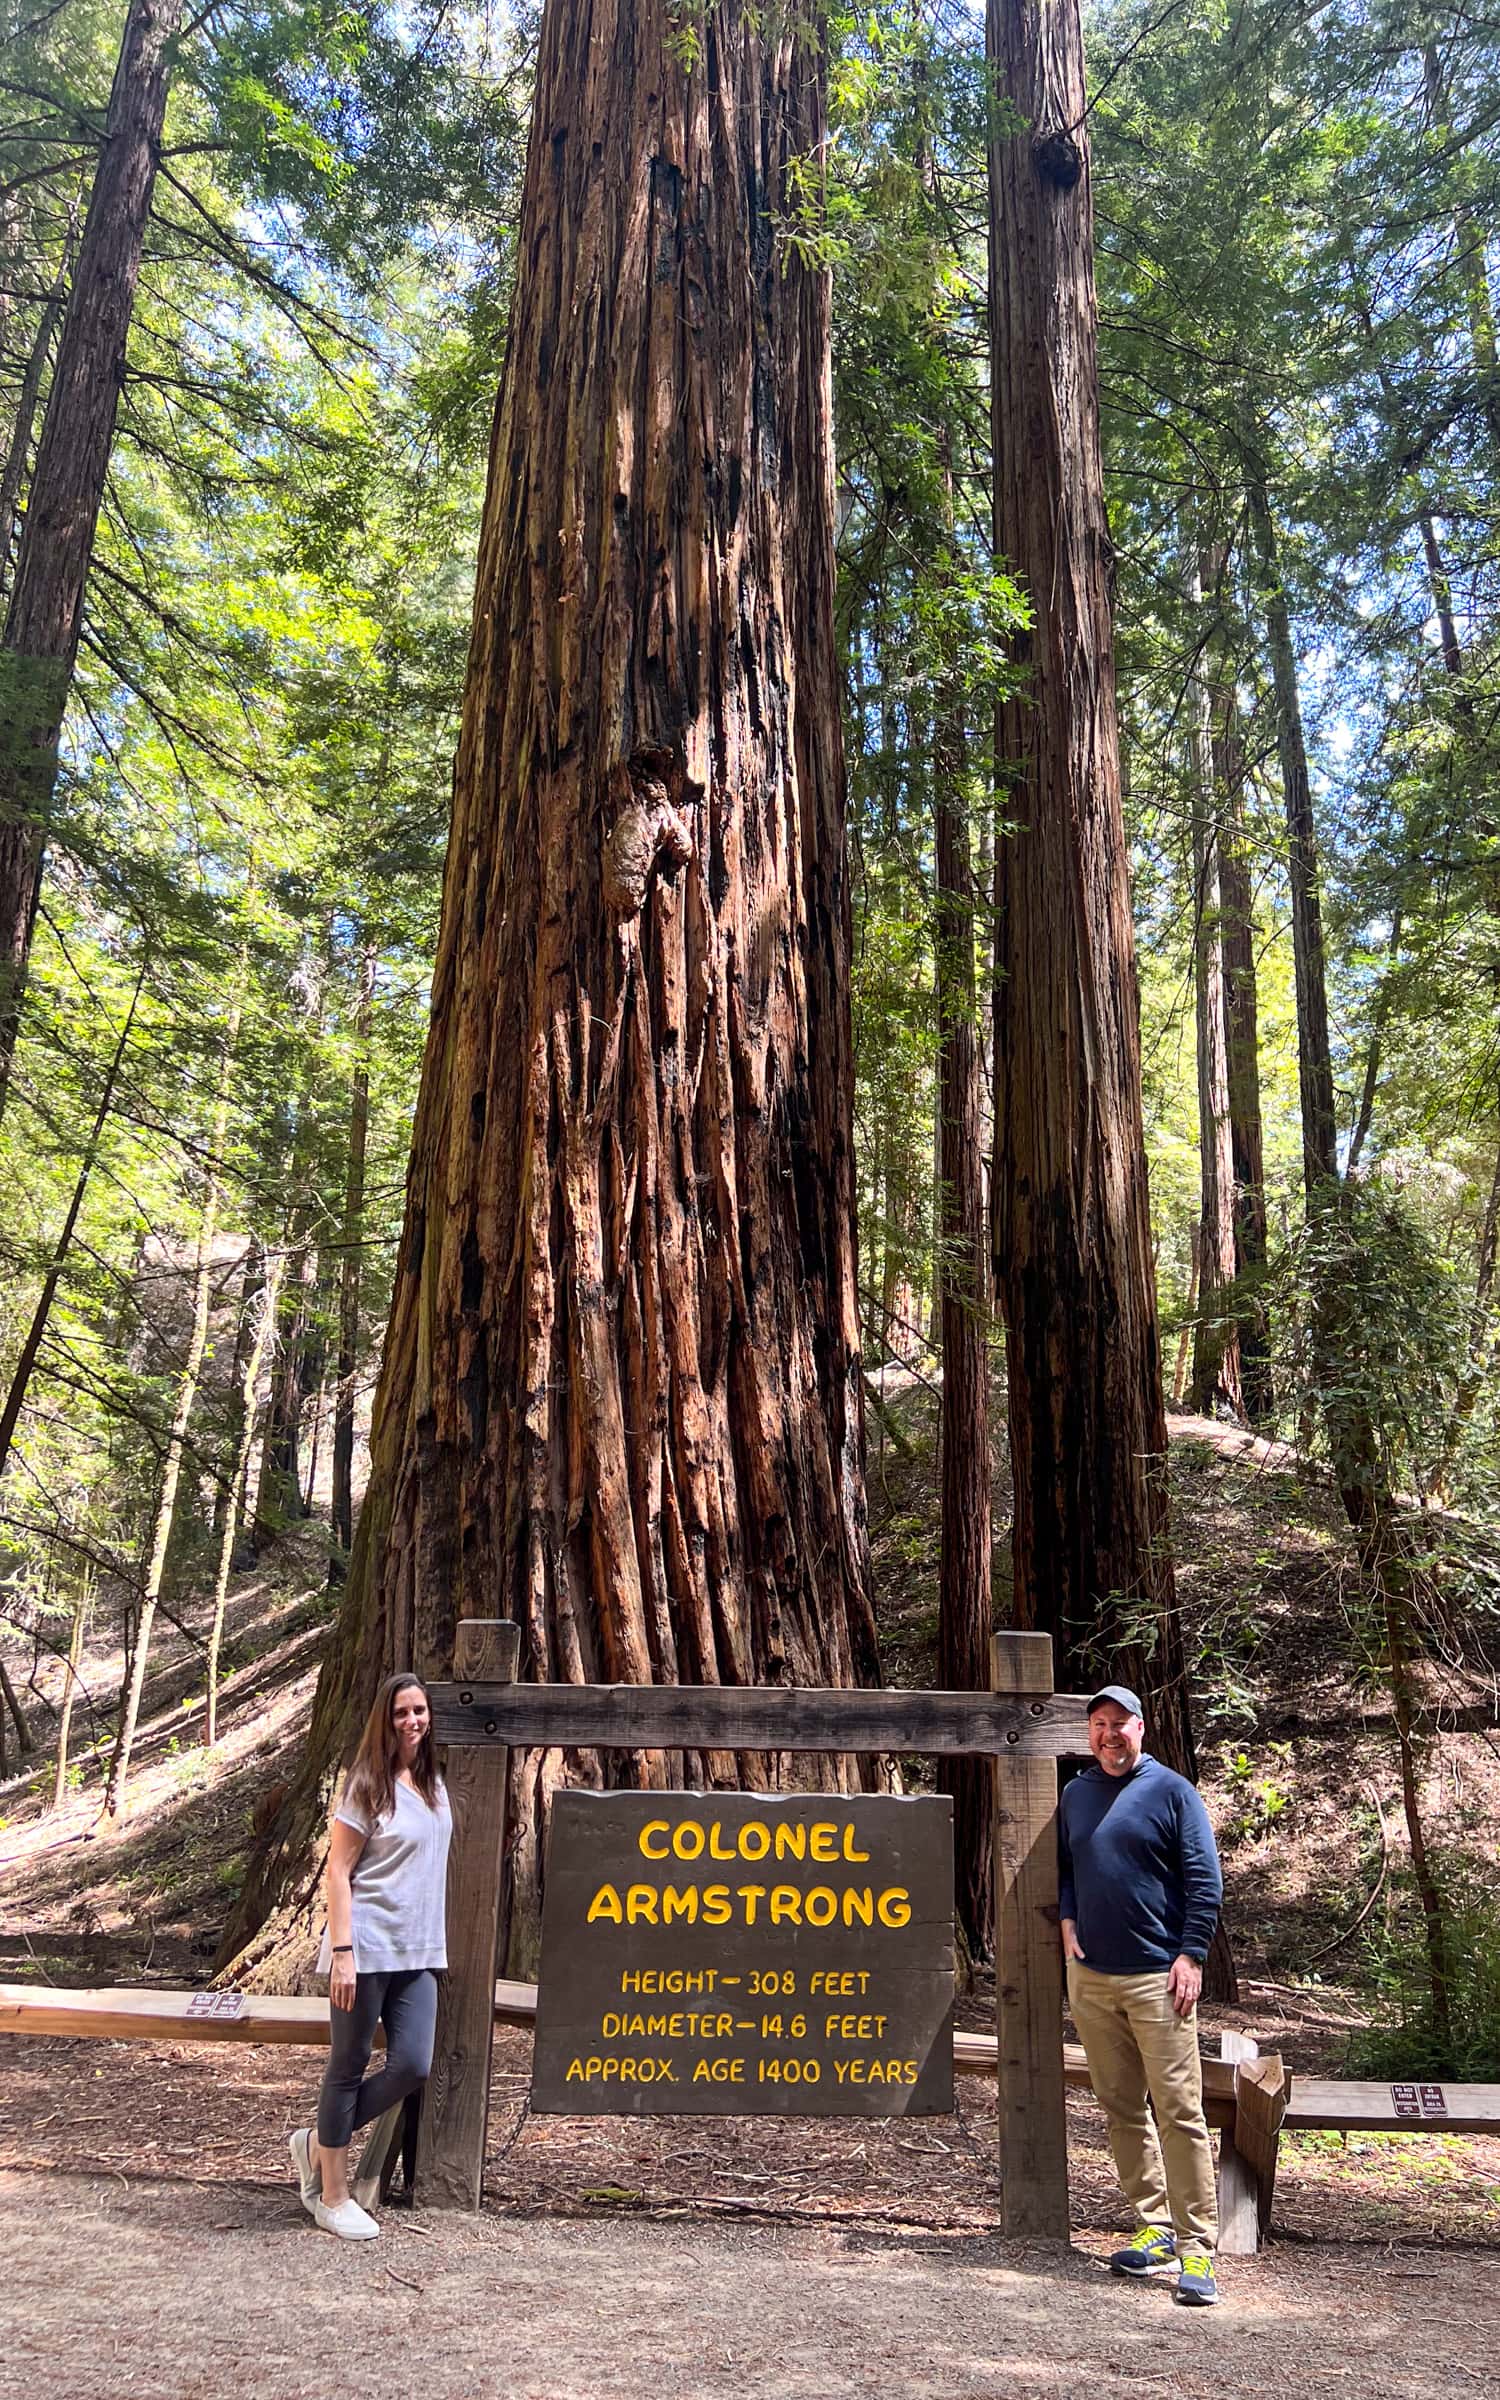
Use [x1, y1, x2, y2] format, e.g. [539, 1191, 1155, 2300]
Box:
[411, 1616, 518, 2208]
[991, 1630, 1069, 2239]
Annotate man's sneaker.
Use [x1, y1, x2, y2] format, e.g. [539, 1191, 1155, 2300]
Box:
[289, 2127, 319, 2216]
[1108, 2226, 1178, 2277]
[313, 2195, 379, 2241]
[1174, 2249, 1220, 2306]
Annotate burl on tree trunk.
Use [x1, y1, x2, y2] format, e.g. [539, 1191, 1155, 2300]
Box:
[986, 0, 1199, 1787]
[225, 0, 878, 1981]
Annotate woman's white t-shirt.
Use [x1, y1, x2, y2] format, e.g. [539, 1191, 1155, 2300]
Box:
[317, 1775, 452, 1974]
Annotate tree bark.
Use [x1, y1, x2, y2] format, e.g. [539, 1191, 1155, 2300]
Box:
[0, 0, 184, 1116]
[933, 592, 993, 1962]
[1170, 1222, 1200, 1410]
[1243, 444, 1339, 1197]
[0, 222, 75, 594]
[330, 938, 376, 1575]
[0, 1653, 33, 1757]
[1186, 556, 1242, 1421]
[1210, 656, 1273, 1423]
[223, 0, 876, 1982]
[986, 0, 1198, 1778]
[205, 1251, 284, 1746]
[251, 1103, 320, 1549]
[50, 1566, 91, 1811]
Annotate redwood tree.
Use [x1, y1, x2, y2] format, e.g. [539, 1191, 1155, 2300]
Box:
[0, 0, 184, 1115]
[227, 0, 877, 1977]
[986, 0, 1197, 1780]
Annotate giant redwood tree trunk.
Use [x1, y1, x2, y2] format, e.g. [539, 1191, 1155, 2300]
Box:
[0, 0, 183, 1118]
[986, 0, 1197, 1783]
[225, 0, 877, 1981]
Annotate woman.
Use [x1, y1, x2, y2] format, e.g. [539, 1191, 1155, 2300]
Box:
[290, 1673, 451, 2239]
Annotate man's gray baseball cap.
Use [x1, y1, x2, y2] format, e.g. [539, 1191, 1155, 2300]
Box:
[1086, 1683, 1144, 1718]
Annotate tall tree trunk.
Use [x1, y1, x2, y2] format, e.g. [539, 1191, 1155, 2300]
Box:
[1171, 1222, 1201, 1410]
[252, 1099, 321, 1549]
[1243, 446, 1340, 1198]
[986, 0, 1198, 1778]
[1245, 445, 1389, 1533]
[0, 966, 144, 1484]
[0, 1654, 33, 1757]
[933, 564, 993, 1962]
[50, 1565, 92, 1811]
[1210, 658, 1273, 1423]
[330, 939, 376, 1576]
[0, 0, 184, 1117]
[205, 1251, 285, 1746]
[100, 983, 239, 1820]
[1186, 556, 1242, 1421]
[223, 0, 875, 1984]
[0, 220, 76, 591]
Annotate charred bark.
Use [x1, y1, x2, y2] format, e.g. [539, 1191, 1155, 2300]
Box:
[224, 0, 876, 1982]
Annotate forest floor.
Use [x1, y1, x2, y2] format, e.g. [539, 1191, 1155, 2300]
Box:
[1, 1402, 1498, 2393]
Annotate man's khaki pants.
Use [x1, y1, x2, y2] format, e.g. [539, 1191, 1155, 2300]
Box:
[1067, 1959, 1219, 2253]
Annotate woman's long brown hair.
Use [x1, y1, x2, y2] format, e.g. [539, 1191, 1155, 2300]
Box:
[342, 1673, 440, 1826]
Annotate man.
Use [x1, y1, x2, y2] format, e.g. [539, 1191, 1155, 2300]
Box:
[1059, 1682, 1224, 2306]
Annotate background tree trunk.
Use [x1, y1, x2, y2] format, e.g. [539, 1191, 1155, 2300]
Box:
[252, 1099, 321, 1550]
[330, 938, 376, 1576]
[0, 0, 184, 1116]
[934, 627, 993, 1962]
[205, 1250, 284, 1746]
[1211, 660, 1274, 1423]
[986, 0, 1199, 1782]
[1243, 445, 1339, 1197]
[1187, 557, 1243, 1421]
[224, 0, 876, 1982]
[101, 984, 240, 1819]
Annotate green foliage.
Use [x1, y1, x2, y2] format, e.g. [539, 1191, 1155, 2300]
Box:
[1221, 1741, 1293, 1842]
[1272, 1177, 1468, 1499]
[1350, 1847, 1500, 2082]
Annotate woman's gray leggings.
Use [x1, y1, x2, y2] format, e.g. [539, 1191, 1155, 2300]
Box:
[316, 1968, 438, 2151]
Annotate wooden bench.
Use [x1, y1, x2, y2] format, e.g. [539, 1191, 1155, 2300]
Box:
[7, 1978, 1490, 2254]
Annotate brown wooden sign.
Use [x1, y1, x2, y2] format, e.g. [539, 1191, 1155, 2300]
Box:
[531, 1791, 955, 2116]
[1391, 2081, 1449, 2119]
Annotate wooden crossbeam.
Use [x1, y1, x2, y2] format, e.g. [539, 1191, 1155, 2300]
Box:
[0, 1977, 541, 2046]
[429, 1680, 1091, 1758]
[1283, 2078, 1500, 2134]
[0, 1976, 1236, 2125]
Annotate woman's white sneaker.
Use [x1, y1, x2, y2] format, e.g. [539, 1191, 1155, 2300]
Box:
[289, 2127, 319, 2216]
[313, 2196, 379, 2240]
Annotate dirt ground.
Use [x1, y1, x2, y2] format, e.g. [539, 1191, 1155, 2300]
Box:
[6, 2169, 1500, 2400]
[2, 2025, 1498, 2400]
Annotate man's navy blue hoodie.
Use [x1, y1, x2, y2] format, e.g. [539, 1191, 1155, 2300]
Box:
[1058, 1754, 1222, 1973]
